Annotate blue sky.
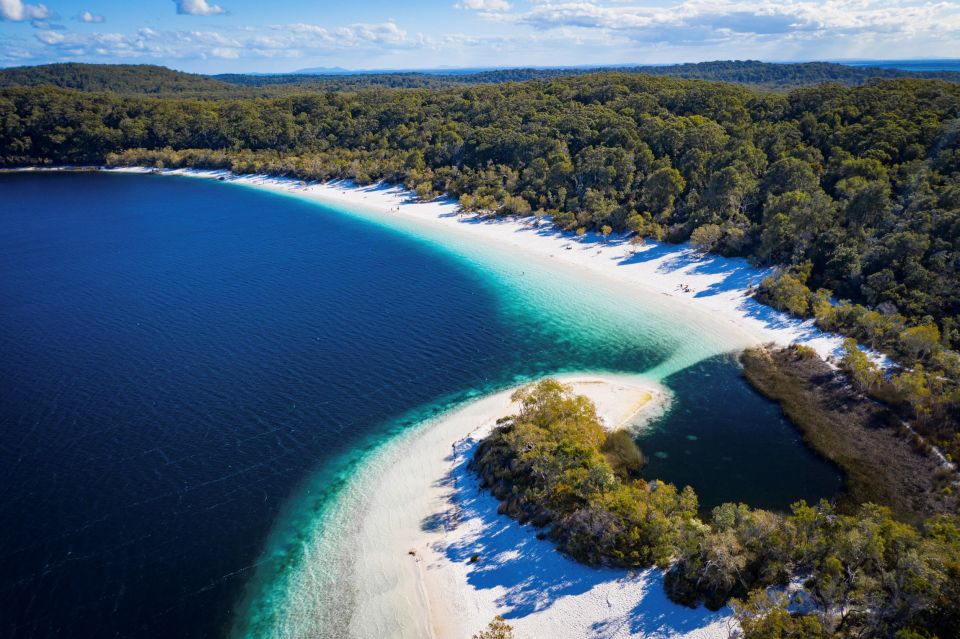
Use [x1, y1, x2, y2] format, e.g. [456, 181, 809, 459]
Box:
[1, 0, 958, 73]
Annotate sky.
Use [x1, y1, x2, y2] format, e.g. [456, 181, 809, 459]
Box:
[0, 0, 958, 73]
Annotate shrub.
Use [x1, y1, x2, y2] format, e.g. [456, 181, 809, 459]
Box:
[839, 338, 883, 393]
[601, 429, 645, 478]
[690, 223, 723, 252]
[757, 269, 812, 316]
[473, 616, 513, 639]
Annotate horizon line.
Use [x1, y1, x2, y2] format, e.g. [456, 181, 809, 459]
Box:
[3, 57, 960, 76]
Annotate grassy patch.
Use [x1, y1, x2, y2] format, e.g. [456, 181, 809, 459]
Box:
[739, 345, 957, 523]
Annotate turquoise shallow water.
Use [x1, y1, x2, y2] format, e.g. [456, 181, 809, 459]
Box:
[0, 172, 841, 638]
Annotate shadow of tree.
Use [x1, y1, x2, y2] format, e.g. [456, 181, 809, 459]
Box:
[592, 571, 730, 638]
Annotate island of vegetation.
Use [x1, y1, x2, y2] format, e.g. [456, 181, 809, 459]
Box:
[472, 379, 960, 639]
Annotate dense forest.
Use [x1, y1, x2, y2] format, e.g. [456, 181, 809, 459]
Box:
[1, 64, 959, 451]
[472, 379, 960, 639]
[0, 63, 238, 96]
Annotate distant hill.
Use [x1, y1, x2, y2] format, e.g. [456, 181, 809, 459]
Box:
[632, 60, 960, 85]
[213, 71, 458, 90]
[3, 60, 959, 97]
[291, 66, 353, 75]
[218, 60, 960, 90]
[0, 63, 235, 95]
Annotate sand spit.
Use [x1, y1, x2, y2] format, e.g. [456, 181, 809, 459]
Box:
[341, 373, 737, 639]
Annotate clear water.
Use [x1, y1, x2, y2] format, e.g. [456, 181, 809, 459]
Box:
[0, 172, 842, 638]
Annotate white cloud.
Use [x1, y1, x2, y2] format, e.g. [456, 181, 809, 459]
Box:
[0, 0, 51, 21]
[276, 20, 413, 48]
[455, 0, 511, 10]
[26, 19, 427, 64]
[0, 44, 34, 62]
[185, 30, 238, 46]
[174, 0, 225, 17]
[337, 21, 409, 45]
[78, 10, 105, 23]
[35, 29, 64, 44]
[493, 1, 960, 46]
[14, 1, 960, 70]
[33, 28, 171, 58]
[211, 47, 239, 58]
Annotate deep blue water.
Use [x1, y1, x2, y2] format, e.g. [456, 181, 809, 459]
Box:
[0, 172, 842, 638]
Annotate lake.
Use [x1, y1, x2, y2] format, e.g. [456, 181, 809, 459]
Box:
[0, 172, 842, 638]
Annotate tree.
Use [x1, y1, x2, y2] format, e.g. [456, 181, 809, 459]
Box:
[601, 429, 645, 477]
[600, 224, 612, 242]
[502, 194, 532, 216]
[893, 365, 933, 420]
[459, 193, 477, 212]
[414, 182, 434, 201]
[758, 270, 811, 316]
[839, 338, 883, 393]
[836, 176, 890, 228]
[703, 163, 757, 219]
[899, 324, 941, 362]
[810, 289, 836, 330]
[641, 166, 686, 222]
[761, 156, 820, 197]
[758, 190, 834, 264]
[625, 211, 664, 241]
[473, 616, 514, 639]
[690, 224, 723, 253]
